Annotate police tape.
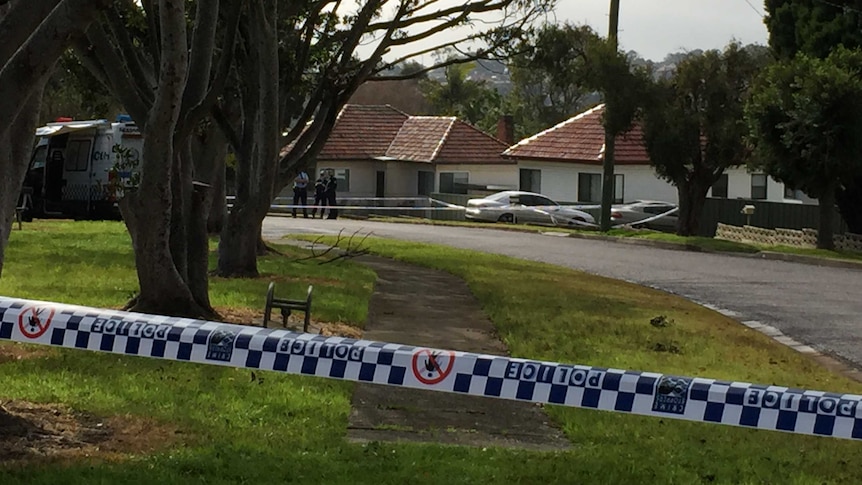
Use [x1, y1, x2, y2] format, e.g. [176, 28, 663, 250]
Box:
[2, 295, 860, 441]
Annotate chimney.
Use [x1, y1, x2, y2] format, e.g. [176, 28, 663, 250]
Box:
[496, 114, 515, 145]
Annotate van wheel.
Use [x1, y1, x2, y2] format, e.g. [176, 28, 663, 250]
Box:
[498, 213, 514, 223]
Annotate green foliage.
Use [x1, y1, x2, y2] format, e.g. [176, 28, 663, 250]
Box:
[419, 61, 503, 131]
[764, 0, 862, 234]
[765, 0, 862, 60]
[506, 23, 601, 136]
[641, 43, 767, 235]
[582, 37, 650, 138]
[40, 50, 122, 124]
[745, 47, 862, 200]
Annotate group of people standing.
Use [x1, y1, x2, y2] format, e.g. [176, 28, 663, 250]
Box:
[292, 168, 338, 219]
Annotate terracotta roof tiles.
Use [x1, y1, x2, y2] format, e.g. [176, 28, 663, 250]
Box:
[503, 104, 650, 165]
[303, 104, 511, 165]
[316, 105, 409, 160]
[434, 120, 512, 165]
[385, 116, 455, 162]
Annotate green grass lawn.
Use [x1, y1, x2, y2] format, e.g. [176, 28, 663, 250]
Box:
[371, 215, 862, 261]
[0, 221, 859, 484]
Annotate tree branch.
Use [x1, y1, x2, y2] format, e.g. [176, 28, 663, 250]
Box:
[106, 1, 157, 91]
[0, 0, 61, 63]
[82, 20, 152, 125]
[0, 0, 111, 134]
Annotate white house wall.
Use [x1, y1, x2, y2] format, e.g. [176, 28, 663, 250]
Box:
[310, 159, 817, 206]
[383, 161, 430, 197]
[718, 167, 817, 204]
[516, 161, 678, 204]
[313, 161, 379, 198]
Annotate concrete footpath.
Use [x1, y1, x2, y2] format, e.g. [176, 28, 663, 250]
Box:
[346, 256, 570, 450]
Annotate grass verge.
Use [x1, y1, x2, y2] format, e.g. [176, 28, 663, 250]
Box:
[0, 221, 858, 483]
[369, 215, 862, 262]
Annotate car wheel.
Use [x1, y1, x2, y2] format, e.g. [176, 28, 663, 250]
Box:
[498, 213, 514, 223]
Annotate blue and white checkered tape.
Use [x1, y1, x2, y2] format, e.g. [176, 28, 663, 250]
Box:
[2, 296, 861, 441]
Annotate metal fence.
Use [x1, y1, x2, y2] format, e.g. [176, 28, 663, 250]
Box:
[698, 198, 846, 237]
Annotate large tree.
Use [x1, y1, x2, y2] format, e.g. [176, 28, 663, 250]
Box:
[764, 0, 862, 234]
[214, 0, 551, 278]
[506, 23, 602, 138]
[66, 0, 548, 317]
[74, 0, 242, 317]
[419, 61, 503, 130]
[746, 47, 862, 249]
[0, 0, 111, 279]
[641, 43, 766, 236]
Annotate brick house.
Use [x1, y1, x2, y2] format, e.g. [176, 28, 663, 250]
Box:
[503, 104, 813, 205]
[308, 105, 516, 198]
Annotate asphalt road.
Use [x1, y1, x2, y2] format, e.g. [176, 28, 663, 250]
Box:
[263, 217, 862, 368]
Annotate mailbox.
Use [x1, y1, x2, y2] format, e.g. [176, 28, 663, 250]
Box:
[741, 204, 755, 225]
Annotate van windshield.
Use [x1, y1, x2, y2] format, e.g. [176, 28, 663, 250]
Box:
[31, 145, 47, 169]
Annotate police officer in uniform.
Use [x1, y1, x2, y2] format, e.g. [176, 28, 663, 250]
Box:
[292, 169, 310, 218]
[311, 170, 327, 219]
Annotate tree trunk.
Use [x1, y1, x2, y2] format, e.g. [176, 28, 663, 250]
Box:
[216, 206, 266, 276]
[120, 0, 209, 318]
[600, 132, 615, 232]
[207, 159, 227, 234]
[676, 181, 708, 237]
[0, 0, 110, 278]
[836, 176, 862, 235]
[818, 182, 837, 250]
[215, 0, 279, 277]
[188, 181, 214, 310]
[0, 86, 44, 278]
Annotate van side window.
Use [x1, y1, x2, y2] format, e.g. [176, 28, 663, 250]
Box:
[64, 140, 91, 172]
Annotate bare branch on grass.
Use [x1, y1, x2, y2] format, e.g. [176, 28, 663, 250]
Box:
[296, 229, 372, 264]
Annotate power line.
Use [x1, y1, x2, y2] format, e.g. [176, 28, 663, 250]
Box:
[741, 0, 764, 18]
[812, 0, 862, 16]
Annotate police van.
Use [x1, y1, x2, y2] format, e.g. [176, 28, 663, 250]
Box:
[21, 115, 142, 220]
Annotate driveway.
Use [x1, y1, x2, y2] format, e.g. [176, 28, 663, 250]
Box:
[263, 217, 862, 368]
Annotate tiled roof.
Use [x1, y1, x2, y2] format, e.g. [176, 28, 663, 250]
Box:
[316, 105, 409, 160]
[433, 120, 512, 165]
[502, 104, 650, 165]
[305, 104, 511, 165]
[385, 117, 455, 162]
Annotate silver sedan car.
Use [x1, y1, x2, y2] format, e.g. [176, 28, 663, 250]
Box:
[465, 191, 596, 227]
[610, 200, 679, 231]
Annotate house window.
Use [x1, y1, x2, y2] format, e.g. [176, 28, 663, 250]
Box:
[418, 171, 434, 196]
[614, 174, 624, 204]
[578, 173, 623, 203]
[751, 174, 767, 200]
[519, 169, 541, 193]
[439, 172, 468, 194]
[334, 168, 350, 192]
[578, 173, 601, 203]
[712, 174, 728, 198]
[64, 139, 91, 172]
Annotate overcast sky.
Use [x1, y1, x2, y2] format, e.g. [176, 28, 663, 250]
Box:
[561, 0, 770, 61]
[366, 0, 771, 65]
